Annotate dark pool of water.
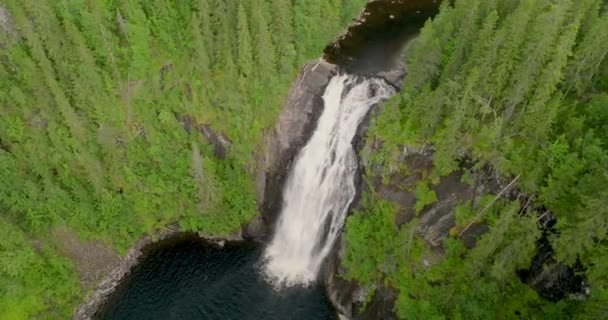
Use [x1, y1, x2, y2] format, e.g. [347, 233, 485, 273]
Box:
[324, 0, 441, 74]
[95, 234, 337, 320]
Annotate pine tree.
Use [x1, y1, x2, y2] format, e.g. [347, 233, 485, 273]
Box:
[270, 0, 295, 74]
[253, 2, 276, 79]
[565, 7, 608, 94]
[236, 3, 253, 90]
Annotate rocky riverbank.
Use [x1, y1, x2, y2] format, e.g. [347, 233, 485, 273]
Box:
[73, 226, 249, 319]
[73, 226, 181, 320]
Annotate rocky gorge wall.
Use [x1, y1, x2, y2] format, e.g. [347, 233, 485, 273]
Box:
[247, 59, 337, 240]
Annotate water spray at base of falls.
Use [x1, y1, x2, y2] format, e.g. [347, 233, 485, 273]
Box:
[262, 73, 395, 288]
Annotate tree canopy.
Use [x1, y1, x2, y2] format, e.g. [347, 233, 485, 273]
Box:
[0, 0, 366, 318]
[345, 0, 608, 318]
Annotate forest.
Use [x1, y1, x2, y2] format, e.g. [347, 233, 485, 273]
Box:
[343, 0, 608, 319]
[0, 0, 365, 318]
[0, 0, 607, 319]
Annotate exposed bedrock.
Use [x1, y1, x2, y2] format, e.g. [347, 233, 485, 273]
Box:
[322, 144, 507, 319]
[247, 59, 337, 240]
[324, 145, 589, 319]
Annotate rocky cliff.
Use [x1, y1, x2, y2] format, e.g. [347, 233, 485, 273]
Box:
[245, 59, 337, 240]
[322, 145, 508, 319]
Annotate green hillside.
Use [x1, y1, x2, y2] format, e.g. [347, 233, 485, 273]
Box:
[0, 1, 365, 317]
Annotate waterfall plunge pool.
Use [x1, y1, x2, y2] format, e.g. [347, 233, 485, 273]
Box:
[94, 234, 337, 320]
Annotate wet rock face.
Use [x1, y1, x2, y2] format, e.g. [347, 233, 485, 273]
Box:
[255, 59, 337, 233]
[518, 230, 589, 301]
[323, 238, 357, 318]
[376, 61, 407, 88]
[251, 57, 405, 243]
[242, 213, 267, 240]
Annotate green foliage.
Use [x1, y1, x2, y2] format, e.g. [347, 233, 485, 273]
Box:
[3, 0, 607, 318]
[342, 195, 403, 284]
[413, 183, 437, 214]
[0, 219, 80, 319]
[353, 0, 608, 318]
[0, 0, 366, 317]
[453, 201, 474, 227]
[180, 156, 257, 235]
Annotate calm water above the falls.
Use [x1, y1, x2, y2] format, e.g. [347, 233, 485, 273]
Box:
[95, 235, 337, 320]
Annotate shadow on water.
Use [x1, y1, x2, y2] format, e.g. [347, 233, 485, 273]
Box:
[324, 0, 441, 74]
[95, 234, 337, 320]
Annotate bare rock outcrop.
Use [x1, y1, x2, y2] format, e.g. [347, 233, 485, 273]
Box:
[323, 145, 506, 320]
[0, 6, 13, 36]
[175, 114, 231, 159]
[253, 59, 337, 236]
[73, 227, 181, 320]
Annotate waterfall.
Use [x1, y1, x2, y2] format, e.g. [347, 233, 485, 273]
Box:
[262, 73, 395, 287]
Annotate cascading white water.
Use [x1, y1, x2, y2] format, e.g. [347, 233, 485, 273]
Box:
[262, 73, 394, 287]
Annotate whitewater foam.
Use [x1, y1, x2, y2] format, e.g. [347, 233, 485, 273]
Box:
[262, 73, 394, 288]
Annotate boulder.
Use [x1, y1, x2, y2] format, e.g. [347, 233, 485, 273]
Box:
[376, 60, 407, 88]
[197, 228, 242, 242]
[242, 214, 267, 240]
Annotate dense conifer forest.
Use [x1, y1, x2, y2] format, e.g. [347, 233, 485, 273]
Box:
[0, 0, 365, 317]
[343, 0, 608, 318]
[0, 0, 606, 319]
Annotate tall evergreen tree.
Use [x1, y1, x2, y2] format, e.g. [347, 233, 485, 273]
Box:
[236, 3, 253, 91]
